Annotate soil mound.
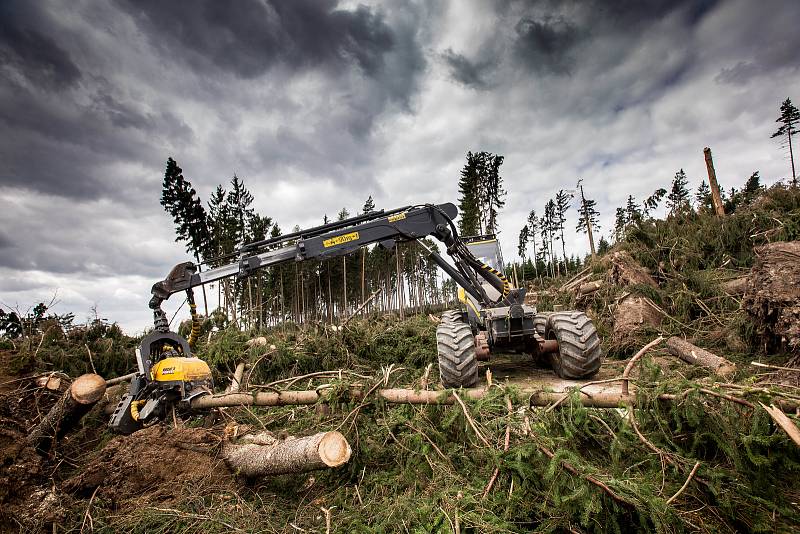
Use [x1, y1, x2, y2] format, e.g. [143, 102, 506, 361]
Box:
[64, 425, 237, 508]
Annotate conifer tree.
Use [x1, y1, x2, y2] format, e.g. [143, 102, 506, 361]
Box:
[555, 189, 573, 270]
[771, 97, 799, 186]
[362, 196, 376, 214]
[482, 153, 506, 234]
[625, 195, 642, 224]
[527, 210, 539, 277]
[575, 181, 600, 257]
[613, 207, 626, 242]
[666, 169, 691, 215]
[543, 199, 557, 276]
[457, 152, 481, 235]
[518, 225, 529, 260]
[226, 175, 255, 247]
[457, 151, 506, 235]
[695, 180, 712, 213]
[160, 157, 211, 261]
[643, 187, 667, 218]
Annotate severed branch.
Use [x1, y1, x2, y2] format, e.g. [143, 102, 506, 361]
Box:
[622, 337, 664, 396]
[665, 461, 701, 506]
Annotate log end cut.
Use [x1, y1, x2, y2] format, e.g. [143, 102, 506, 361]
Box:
[71, 374, 107, 404]
[318, 431, 352, 467]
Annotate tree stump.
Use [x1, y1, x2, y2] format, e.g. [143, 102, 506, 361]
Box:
[743, 242, 800, 353]
[26, 373, 107, 452]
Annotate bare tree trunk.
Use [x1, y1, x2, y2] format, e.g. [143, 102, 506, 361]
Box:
[703, 147, 726, 217]
[580, 184, 596, 260]
[222, 431, 351, 477]
[342, 256, 347, 322]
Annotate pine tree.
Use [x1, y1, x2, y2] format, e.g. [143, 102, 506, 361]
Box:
[527, 210, 539, 277]
[575, 181, 600, 258]
[643, 187, 667, 218]
[695, 180, 712, 213]
[771, 97, 799, 186]
[543, 199, 557, 276]
[226, 174, 255, 247]
[555, 189, 573, 269]
[666, 169, 691, 215]
[457, 151, 506, 235]
[482, 153, 506, 234]
[518, 225, 529, 259]
[337, 207, 350, 221]
[362, 196, 376, 214]
[613, 208, 626, 242]
[457, 151, 481, 235]
[625, 195, 642, 224]
[160, 157, 211, 261]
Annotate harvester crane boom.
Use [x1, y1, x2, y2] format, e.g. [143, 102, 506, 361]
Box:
[148, 203, 510, 330]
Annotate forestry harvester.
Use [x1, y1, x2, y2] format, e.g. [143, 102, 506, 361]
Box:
[109, 203, 602, 434]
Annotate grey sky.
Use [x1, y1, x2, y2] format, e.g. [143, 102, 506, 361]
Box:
[1, 0, 799, 332]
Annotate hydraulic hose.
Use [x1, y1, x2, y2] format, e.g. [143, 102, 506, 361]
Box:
[186, 290, 200, 350]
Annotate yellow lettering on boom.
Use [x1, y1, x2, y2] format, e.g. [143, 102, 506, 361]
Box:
[323, 231, 360, 248]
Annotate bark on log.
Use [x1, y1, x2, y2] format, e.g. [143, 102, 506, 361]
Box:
[189, 385, 799, 411]
[222, 431, 351, 476]
[665, 337, 736, 377]
[105, 372, 136, 386]
[578, 280, 604, 295]
[722, 277, 748, 296]
[226, 362, 247, 393]
[26, 373, 106, 451]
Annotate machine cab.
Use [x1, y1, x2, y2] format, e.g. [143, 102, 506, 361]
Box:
[464, 235, 505, 273]
[459, 235, 506, 322]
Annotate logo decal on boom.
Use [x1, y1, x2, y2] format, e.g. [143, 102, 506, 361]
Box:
[387, 212, 406, 222]
[323, 231, 360, 248]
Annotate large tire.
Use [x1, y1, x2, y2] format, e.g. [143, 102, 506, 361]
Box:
[437, 315, 478, 388]
[546, 312, 602, 379]
[533, 312, 553, 337]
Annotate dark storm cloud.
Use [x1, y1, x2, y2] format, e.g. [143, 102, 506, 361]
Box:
[118, 0, 397, 79]
[513, 16, 582, 75]
[0, 1, 81, 90]
[441, 49, 493, 89]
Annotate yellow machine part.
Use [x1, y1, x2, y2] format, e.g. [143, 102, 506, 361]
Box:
[457, 287, 480, 316]
[151, 357, 212, 382]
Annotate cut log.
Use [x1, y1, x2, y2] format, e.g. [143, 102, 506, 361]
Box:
[105, 372, 136, 386]
[721, 276, 748, 296]
[26, 373, 106, 451]
[578, 280, 604, 295]
[246, 337, 268, 348]
[222, 431, 351, 477]
[188, 384, 798, 412]
[613, 295, 663, 338]
[665, 337, 736, 377]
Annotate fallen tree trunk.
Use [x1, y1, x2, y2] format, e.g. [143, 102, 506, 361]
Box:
[226, 362, 247, 393]
[666, 337, 736, 377]
[189, 383, 798, 411]
[27, 373, 106, 451]
[222, 431, 351, 476]
[578, 280, 604, 295]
